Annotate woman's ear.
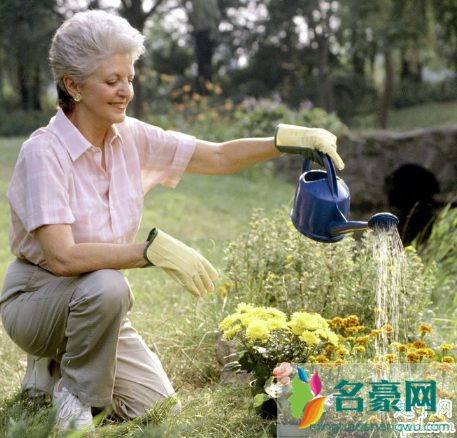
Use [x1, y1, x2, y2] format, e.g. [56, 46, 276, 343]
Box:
[63, 75, 80, 99]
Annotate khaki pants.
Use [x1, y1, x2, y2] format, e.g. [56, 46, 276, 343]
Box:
[0, 258, 178, 419]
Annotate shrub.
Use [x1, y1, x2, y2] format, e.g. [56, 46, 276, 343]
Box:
[222, 208, 434, 334]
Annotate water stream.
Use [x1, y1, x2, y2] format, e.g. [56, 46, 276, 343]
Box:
[370, 223, 407, 359]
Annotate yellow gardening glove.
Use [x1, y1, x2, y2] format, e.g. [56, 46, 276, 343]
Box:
[274, 124, 344, 170]
[144, 228, 218, 298]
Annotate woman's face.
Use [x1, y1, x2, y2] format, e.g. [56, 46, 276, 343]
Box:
[76, 52, 135, 129]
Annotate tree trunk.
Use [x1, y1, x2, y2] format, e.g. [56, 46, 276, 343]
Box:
[316, 31, 334, 113]
[18, 61, 30, 111]
[379, 51, 394, 129]
[194, 28, 214, 94]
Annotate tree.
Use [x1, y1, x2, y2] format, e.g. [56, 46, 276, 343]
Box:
[184, 0, 221, 94]
[0, 0, 60, 110]
[119, 0, 168, 118]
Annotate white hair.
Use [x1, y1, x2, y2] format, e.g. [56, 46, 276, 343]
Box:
[50, 10, 146, 111]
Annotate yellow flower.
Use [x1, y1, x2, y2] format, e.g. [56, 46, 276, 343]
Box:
[439, 343, 452, 351]
[216, 286, 228, 296]
[331, 317, 345, 328]
[245, 319, 270, 343]
[429, 414, 446, 422]
[418, 325, 432, 334]
[406, 353, 420, 363]
[443, 356, 455, 364]
[299, 330, 320, 346]
[286, 255, 293, 263]
[435, 363, 453, 374]
[345, 327, 358, 335]
[405, 246, 416, 252]
[382, 324, 393, 333]
[222, 324, 242, 340]
[344, 315, 359, 326]
[386, 354, 399, 363]
[335, 347, 349, 358]
[314, 355, 329, 363]
[416, 348, 429, 357]
[368, 415, 381, 424]
[219, 314, 240, 330]
[355, 336, 371, 346]
[353, 346, 365, 352]
[289, 312, 324, 335]
[308, 356, 316, 362]
[413, 340, 427, 349]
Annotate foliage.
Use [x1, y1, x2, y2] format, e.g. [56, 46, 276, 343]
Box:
[222, 208, 434, 332]
[417, 204, 457, 315]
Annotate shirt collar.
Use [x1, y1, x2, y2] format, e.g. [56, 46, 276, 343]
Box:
[48, 109, 123, 161]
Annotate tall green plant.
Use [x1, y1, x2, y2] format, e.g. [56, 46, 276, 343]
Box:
[223, 208, 433, 331]
[417, 204, 457, 314]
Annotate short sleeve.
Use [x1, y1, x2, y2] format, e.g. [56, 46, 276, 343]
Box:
[7, 145, 75, 234]
[125, 118, 196, 192]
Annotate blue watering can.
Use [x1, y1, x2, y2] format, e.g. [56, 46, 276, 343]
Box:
[291, 154, 399, 243]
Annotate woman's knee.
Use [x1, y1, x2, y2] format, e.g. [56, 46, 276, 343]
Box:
[75, 269, 134, 315]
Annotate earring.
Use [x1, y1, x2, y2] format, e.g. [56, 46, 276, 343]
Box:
[73, 93, 81, 102]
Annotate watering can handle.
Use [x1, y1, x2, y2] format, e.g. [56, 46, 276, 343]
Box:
[302, 153, 339, 198]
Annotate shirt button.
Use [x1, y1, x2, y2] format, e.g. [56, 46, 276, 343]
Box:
[100, 175, 105, 180]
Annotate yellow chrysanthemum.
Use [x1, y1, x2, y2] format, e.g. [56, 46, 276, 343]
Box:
[426, 348, 435, 359]
[219, 314, 240, 330]
[439, 344, 452, 351]
[222, 323, 242, 340]
[443, 356, 455, 364]
[299, 330, 320, 346]
[353, 346, 365, 352]
[245, 319, 270, 343]
[288, 312, 323, 334]
[415, 348, 428, 357]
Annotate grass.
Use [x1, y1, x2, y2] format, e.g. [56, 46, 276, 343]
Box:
[0, 99, 455, 437]
[0, 136, 295, 437]
[349, 100, 457, 134]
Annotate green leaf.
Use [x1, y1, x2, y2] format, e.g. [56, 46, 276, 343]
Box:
[253, 393, 271, 408]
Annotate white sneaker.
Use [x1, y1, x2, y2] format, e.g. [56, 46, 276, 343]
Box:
[52, 379, 94, 430]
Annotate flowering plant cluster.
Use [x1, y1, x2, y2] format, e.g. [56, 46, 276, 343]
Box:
[219, 303, 339, 397]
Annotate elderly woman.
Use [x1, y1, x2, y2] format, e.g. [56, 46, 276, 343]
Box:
[0, 10, 343, 431]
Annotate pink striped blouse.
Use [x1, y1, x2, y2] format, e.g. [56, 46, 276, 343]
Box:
[7, 109, 196, 269]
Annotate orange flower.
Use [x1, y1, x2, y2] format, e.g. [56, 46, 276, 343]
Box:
[419, 325, 432, 334]
[406, 353, 420, 363]
[413, 340, 427, 349]
[344, 315, 359, 326]
[331, 317, 345, 328]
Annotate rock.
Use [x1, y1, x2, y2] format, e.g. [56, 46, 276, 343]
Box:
[214, 338, 250, 384]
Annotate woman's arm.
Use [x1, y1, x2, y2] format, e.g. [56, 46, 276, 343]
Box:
[36, 223, 148, 276]
[185, 137, 283, 175]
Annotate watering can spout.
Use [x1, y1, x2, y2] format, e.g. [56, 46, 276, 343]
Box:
[326, 213, 399, 238]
